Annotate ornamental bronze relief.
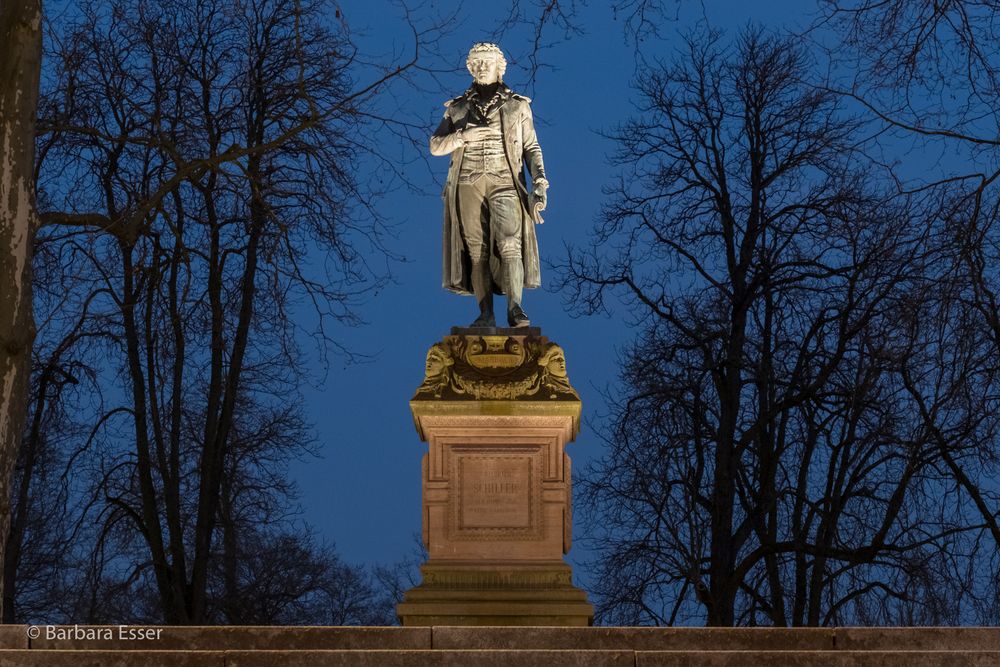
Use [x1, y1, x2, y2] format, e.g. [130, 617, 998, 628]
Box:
[414, 334, 579, 401]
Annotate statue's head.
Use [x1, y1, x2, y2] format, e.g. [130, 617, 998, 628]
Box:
[466, 42, 506, 85]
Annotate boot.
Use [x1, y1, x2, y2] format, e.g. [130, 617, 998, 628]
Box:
[470, 296, 495, 328]
[508, 303, 530, 327]
[469, 260, 496, 328]
[502, 258, 530, 327]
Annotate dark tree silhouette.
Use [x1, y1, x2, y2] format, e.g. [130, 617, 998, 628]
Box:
[818, 0, 1000, 555]
[560, 26, 996, 626]
[5, 0, 425, 624]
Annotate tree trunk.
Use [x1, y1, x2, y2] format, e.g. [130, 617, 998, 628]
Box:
[0, 0, 42, 620]
[2, 367, 47, 622]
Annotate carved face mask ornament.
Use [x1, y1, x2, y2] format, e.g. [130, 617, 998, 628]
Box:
[424, 345, 452, 378]
[546, 352, 567, 378]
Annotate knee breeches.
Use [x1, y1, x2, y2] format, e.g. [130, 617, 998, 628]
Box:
[457, 176, 522, 262]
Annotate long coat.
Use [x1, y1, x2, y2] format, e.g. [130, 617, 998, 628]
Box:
[430, 86, 547, 295]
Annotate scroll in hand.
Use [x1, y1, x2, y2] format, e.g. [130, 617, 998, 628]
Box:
[530, 190, 547, 225]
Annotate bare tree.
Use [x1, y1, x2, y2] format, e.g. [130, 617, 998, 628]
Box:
[817, 0, 1000, 554]
[19, 0, 423, 624]
[559, 26, 992, 626]
[490, 0, 689, 86]
[1, 230, 113, 621]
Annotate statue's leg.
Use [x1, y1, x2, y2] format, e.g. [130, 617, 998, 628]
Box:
[469, 260, 494, 327]
[489, 185, 530, 327]
[458, 179, 495, 327]
[504, 259, 529, 327]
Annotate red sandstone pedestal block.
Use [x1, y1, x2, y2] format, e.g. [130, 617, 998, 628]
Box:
[396, 332, 594, 626]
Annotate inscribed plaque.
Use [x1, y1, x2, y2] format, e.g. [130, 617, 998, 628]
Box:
[449, 449, 543, 540]
[460, 456, 531, 528]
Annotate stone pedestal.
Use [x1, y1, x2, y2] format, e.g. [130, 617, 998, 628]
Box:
[397, 331, 593, 626]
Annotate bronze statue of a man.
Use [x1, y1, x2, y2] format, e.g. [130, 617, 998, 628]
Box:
[430, 42, 548, 328]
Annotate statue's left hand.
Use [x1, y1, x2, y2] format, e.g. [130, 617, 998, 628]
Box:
[530, 187, 547, 224]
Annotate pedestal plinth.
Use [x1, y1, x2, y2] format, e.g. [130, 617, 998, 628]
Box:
[396, 330, 593, 626]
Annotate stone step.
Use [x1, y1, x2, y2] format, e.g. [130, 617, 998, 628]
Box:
[19, 626, 428, 651]
[634, 652, 1000, 666]
[7, 625, 998, 652]
[0, 649, 632, 667]
[0, 649, 997, 667]
[434, 626, 836, 650]
[434, 626, 1000, 651]
[834, 627, 1000, 651]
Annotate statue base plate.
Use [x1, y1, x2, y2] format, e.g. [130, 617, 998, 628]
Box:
[451, 325, 542, 336]
[397, 561, 593, 626]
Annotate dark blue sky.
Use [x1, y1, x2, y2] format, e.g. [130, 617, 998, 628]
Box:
[289, 0, 813, 571]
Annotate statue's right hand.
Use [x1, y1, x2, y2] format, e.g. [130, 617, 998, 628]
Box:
[461, 126, 500, 143]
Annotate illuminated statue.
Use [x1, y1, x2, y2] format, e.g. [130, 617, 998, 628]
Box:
[430, 43, 548, 328]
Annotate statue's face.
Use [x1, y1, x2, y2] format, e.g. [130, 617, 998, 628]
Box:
[546, 352, 567, 377]
[426, 350, 446, 376]
[468, 54, 500, 85]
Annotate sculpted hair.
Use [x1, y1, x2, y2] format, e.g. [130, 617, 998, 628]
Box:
[536, 345, 565, 368]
